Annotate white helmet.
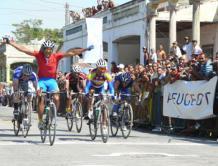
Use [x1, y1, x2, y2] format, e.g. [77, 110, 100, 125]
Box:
[22, 64, 32, 76]
[71, 65, 81, 73]
[42, 40, 55, 49]
[96, 58, 107, 68]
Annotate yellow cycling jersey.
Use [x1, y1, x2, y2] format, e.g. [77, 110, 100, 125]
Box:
[87, 68, 112, 88]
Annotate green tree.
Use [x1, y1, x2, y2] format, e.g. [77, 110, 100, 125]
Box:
[12, 19, 63, 45]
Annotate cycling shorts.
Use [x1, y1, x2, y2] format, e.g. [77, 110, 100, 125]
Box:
[38, 78, 59, 92]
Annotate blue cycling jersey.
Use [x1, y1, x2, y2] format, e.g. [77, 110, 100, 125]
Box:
[115, 73, 133, 93]
[13, 66, 37, 82]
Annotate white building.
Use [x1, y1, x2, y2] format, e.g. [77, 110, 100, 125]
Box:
[59, 0, 218, 72]
[0, 43, 40, 82]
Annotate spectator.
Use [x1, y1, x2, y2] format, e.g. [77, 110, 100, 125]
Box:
[170, 41, 182, 60]
[128, 64, 135, 74]
[110, 61, 119, 74]
[92, 6, 98, 15]
[197, 53, 214, 80]
[108, 0, 115, 8]
[178, 55, 186, 68]
[102, 0, 109, 10]
[150, 48, 157, 63]
[211, 52, 218, 75]
[192, 40, 202, 58]
[117, 64, 125, 75]
[169, 65, 180, 84]
[157, 44, 167, 62]
[56, 71, 63, 79]
[143, 47, 149, 65]
[182, 36, 192, 61]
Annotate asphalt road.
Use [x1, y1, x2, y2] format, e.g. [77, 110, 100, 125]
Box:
[1, 106, 218, 166]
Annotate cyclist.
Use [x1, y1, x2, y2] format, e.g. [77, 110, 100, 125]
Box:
[112, 72, 134, 116]
[12, 64, 38, 120]
[3, 37, 94, 129]
[65, 65, 86, 115]
[85, 59, 114, 132]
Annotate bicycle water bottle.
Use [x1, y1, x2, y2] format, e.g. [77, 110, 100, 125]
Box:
[45, 106, 49, 114]
[95, 107, 100, 119]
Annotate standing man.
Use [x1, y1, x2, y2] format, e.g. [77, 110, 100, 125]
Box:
[2, 37, 94, 129]
[143, 47, 149, 65]
[192, 40, 202, 58]
[182, 36, 192, 61]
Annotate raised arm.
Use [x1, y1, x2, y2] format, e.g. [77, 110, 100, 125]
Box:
[63, 45, 94, 57]
[3, 38, 34, 56]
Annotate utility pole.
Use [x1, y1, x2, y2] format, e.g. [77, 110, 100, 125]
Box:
[65, 3, 70, 25]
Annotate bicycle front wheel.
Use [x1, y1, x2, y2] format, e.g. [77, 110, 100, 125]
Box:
[100, 104, 110, 143]
[75, 101, 83, 133]
[48, 102, 57, 146]
[13, 118, 20, 136]
[66, 112, 73, 131]
[110, 114, 119, 137]
[121, 104, 133, 139]
[23, 102, 32, 138]
[89, 110, 97, 140]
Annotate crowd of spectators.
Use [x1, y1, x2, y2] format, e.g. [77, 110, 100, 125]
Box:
[110, 36, 218, 133]
[55, 35, 218, 135]
[70, 0, 115, 23]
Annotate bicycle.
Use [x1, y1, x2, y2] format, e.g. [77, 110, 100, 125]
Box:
[40, 92, 57, 146]
[110, 93, 134, 139]
[12, 91, 33, 138]
[88, 93, 111, 143]
[65, 92, 83, 133]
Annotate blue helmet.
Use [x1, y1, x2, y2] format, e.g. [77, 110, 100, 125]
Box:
[22, 64, 32, 75]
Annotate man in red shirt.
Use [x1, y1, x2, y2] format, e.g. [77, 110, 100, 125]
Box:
[3, 38, 93, 129]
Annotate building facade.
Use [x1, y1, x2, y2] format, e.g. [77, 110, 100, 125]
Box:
[59, 0, 218, 72]
[0, 44, 40, 82]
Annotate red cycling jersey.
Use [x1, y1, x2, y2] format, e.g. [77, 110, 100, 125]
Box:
[32, 51, 64, 79]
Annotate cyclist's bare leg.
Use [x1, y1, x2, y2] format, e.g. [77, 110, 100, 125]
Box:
[66, 91, 72, 113]
[103, 108, 107, 126]
[53, 94, 60, 113]
[86, 95, 94, 118]
[12, 80, 19, 118]
[38, 96, 45, 121]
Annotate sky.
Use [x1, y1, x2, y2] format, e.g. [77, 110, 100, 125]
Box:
[0, 0, 130, 38]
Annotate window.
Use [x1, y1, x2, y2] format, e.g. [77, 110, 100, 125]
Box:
[103, 17, 107, 24]
[103, 42, 108, 52]
[66, 25, 82, 36]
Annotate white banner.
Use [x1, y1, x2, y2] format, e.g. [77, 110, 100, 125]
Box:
[84, 18, 103, 63]
[163, 76, 218, 120]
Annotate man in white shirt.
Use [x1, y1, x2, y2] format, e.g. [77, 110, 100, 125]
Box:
[182, 36, 192, 61]
[150, 48, 157, 63]
[171, 41, 182, 59]
[192, 40, 202, 57]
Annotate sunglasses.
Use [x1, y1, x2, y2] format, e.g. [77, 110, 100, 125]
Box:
[98, 67, 106, 71]
[23, 74, 30, 77]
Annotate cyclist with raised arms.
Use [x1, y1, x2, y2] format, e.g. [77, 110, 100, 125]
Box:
[3, 37, 94, 129]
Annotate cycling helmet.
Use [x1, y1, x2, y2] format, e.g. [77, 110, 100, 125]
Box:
[121, 72, 131, 82]
[96, 58, 107, 68]
[22, 64, 32, 76]
[71, 65, 81, 73]
[42, 40, 55, 49]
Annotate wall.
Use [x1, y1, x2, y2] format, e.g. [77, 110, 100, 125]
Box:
[118, 43, 140, 65]
[61, 0, 147, 71]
